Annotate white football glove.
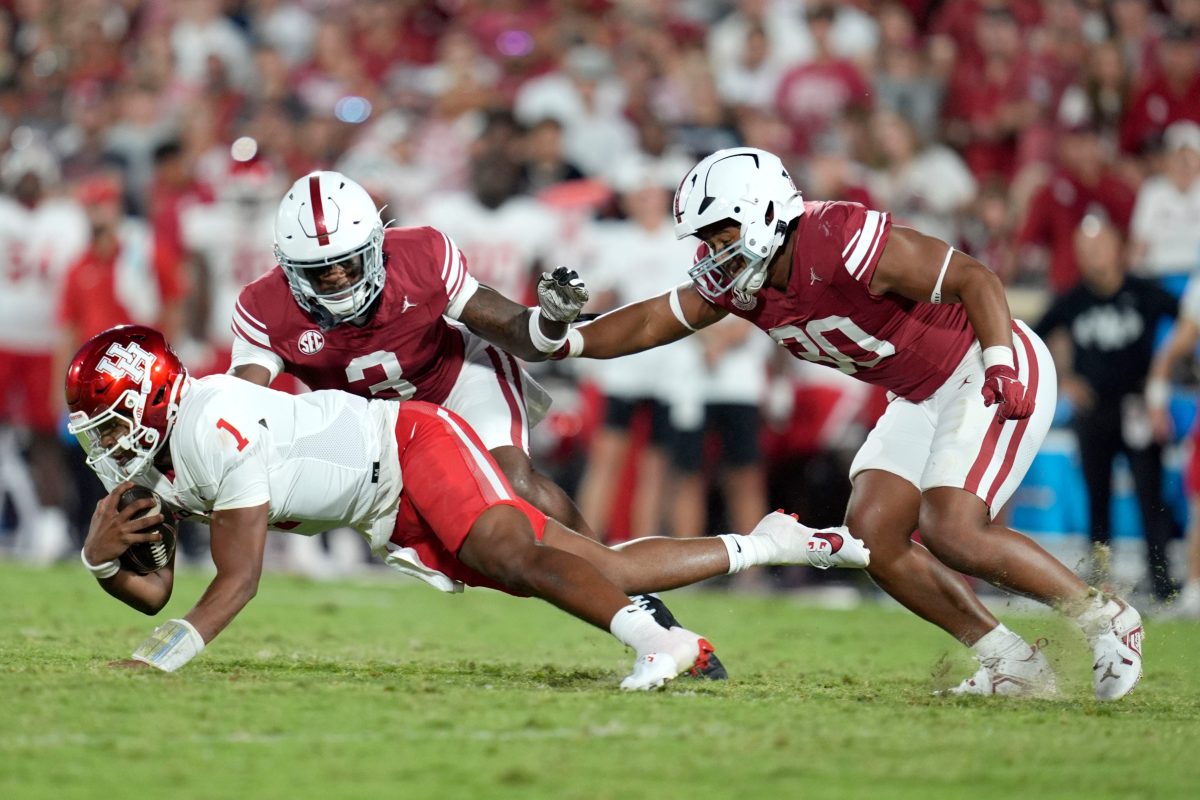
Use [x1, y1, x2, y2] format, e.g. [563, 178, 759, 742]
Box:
[537, 266, 589, 323]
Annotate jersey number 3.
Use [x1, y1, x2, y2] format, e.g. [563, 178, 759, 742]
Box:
[770, 316, 896, 374]
[345, 351, 418, 400]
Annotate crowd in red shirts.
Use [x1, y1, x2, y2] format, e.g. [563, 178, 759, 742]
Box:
[1, 0, 1199, 574]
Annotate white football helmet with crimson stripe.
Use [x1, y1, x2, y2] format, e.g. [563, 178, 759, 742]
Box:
[673, 148, 804, 301]
[274, 171, 385, 328]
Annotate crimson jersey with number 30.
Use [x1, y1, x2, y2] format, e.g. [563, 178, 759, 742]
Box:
[708, 201, 975, 402]
[232, 226, 474, 402]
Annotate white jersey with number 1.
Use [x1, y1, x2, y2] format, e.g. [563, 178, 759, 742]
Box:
[129, 375, 404, 547]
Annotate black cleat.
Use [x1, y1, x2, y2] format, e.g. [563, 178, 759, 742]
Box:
[629, 593, 729, 680]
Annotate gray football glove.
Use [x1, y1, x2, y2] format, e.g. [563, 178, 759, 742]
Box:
[537, 266, 589, 323]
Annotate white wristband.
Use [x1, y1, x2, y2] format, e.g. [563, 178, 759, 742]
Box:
[131, 618, 205, 672]
[527, 308, 569, 354]
[81, 548, 120, 580]
[982, 345, 1015, 371]
[1146, 378, 1170, 410]
[563, 327, 584, 358]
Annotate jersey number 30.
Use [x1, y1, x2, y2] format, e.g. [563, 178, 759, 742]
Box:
[345, 351, 418, 400]
[770, 316, 896, 374]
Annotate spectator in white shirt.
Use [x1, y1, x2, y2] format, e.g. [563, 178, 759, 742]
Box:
[1130, 121, 1200, 288]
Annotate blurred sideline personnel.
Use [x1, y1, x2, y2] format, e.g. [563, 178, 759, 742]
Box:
[1147, 271, 1200, 617]
[66, 325, 868, 689]
[1035, 217, 1178, 602]
[555, 147, 1144, 700]
[227, 171, 724, 675]
[0, 141, 89, 559]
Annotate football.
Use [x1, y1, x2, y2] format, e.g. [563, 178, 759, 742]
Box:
[117, 485, 178, 574]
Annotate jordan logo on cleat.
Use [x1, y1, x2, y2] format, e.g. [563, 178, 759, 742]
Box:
[1098, 663, 1120, 683]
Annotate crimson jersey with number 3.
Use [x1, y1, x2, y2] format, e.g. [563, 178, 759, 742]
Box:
[231, 226, 474, 402]
[710, 201, 975, 402]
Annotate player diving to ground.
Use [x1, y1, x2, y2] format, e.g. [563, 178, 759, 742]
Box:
[553, 147, 1143, 700]
[68, 325, 869, 690]
[229, 170, 724, 676]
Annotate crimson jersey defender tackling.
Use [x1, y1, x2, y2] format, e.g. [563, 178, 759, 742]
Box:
[557, 147, 1144, 700]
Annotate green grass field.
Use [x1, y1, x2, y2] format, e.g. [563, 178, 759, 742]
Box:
[1, 562, 1197, 800]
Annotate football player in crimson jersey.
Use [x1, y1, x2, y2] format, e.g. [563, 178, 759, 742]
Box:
[67, 325, 868, 689]
[556, 147, 1144, 700]
[228, 170, 729, 677]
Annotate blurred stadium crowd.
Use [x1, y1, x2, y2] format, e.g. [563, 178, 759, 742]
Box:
[1, 0, 1200, 608]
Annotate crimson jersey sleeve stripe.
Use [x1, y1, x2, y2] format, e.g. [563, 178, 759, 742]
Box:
[439, 230, 467, 297]
[844, 210, 888, 280]
[231, 301, 270, 348]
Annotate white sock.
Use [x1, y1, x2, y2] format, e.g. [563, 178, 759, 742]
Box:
[972, 624, 1027, 659]
[609, 604, 675, 656]
[718, 533, 775, 573]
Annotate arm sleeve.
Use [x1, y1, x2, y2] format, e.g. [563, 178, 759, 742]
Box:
[436, 229, 480, 320]
[228, 336, 284, 381]
[837, 204, 892, 288]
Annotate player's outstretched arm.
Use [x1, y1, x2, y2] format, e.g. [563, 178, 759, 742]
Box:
[458, 284, 574, 362]
[562, 283, 726, 360]
[182, 503, 269, 645]
[82, 482, 174, 615]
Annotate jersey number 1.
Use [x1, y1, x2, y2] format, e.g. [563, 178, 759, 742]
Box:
[345, 351, 418, 400]
[216, 418, 249, 451]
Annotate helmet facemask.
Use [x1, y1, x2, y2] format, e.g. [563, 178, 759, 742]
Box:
[673, 148, 804, 302]
[68, 373, 186, 484]
[276, 223, 385, 328]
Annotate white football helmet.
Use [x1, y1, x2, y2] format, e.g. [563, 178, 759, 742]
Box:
[274, 171, 385, 327]
[673, 147, 804, 301]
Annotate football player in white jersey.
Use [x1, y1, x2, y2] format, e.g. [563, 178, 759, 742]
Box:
[0, 141, 89, 560]
[68, 325, 869, 690]
[179, 157, 283, 376]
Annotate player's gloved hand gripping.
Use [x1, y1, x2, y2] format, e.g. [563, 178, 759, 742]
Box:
[980, 346, 1034, 420]
[537, 266, 589, 323]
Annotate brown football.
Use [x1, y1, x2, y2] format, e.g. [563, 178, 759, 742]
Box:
[117, 485, 178, 574]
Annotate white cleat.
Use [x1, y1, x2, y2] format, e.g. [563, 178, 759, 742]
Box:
[750, 510, 870, 569]
[946, 639, 1058, 698]
[619, 630, 715, 692]
[1082, 596, 1144, 701]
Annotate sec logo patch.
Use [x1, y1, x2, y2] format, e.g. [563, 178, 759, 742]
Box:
[298, 329, 324, 355]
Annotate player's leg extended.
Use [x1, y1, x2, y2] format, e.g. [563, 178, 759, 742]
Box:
[846, 470, 999, 644]
[489, 445, 595, 537]
[397, 402, 711, 688]
[537, 509, 868, 594]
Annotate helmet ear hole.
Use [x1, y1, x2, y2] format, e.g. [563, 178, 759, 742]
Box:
[764, 201, 776, 225]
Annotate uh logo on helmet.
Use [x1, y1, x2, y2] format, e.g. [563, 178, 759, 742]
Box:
[65, 325, 189, 483]
[672, 147, 805, 303]
[273, 171, 386, 329]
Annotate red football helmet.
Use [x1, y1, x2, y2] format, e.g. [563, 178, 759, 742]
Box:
[65, 325, 189, 483]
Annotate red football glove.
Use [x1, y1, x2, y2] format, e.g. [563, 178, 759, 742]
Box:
[981, 364, 1034, 420]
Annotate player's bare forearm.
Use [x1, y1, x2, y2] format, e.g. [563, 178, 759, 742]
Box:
[184, 505, 268, 642]
[230, 363, 272, 387]
[98, 562, 175, 615]
[576, 286, 722, 359]
[459, 285, 564, 361]
[874, 226, 1014, 350]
